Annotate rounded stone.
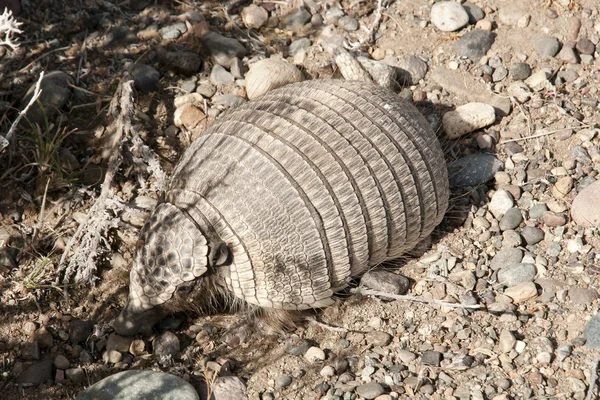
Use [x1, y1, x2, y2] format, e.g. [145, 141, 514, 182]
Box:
[509, 62, 532, 81]
[571, 180, 600, 227]
[543, 211, 567, 227]
[497, 263, 536, 286]
[131, 64, 160, 93]
[521, 226, 544, 245]
[448, 154, 504, 187]
[153, 332, 180, 360]
[54, 354, 70, 370]
[338, 16, 359, 31]
[276, 375, 293, 387]
[304, 346, 326, 363]
[75, 370, 199, 400]
[534, 36, 561, 58]
[576, 38, 595, 55]
[456, 29, 496, 61]
[430, 2, 469, 32]
[355, 382, 386, 399]
[489, 189, 515, 218]
[462, 2, 485, 23]
[490, 248, 523, 271]
[499, 208, 523, 231]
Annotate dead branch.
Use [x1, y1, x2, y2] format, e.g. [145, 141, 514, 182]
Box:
[55, 77, 135, 284]
[1, 71, 44, 151]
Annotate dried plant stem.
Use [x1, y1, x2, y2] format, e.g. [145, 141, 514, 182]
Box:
[1, 71, 44, 151]
[55, 78, 135, 284]
[306, 317, 348, 333]
[352, 288, 484, 310]
[500, 124, 593, 144]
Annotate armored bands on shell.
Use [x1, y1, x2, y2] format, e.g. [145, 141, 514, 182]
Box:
[114, 79, 449, 335]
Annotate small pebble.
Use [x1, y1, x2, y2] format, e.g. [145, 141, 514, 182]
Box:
[499, 208, 522, 231]
[543, 211, 567, 227]
[489, 189, 515, 218]
[521, 226, 544, 245]
[421, 351, 442, 367]
[356, 382, 386, 399]
[509, 62, 532, 80]
[277, 375, 293, 387]
[304, 346, 326, 363]
[491, 248, 523, 271]
[504, 281, 538, 302]
[533, 36, 561, 58]
[210, 65, 234, 85]
[571, 181, 600, 227]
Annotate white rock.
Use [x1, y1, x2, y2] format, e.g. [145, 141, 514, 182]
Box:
[241, 4, 269, 29]
[320, 366, 335, 377]
[245, 58, 304, 99]
[499, 329, 516, 353]
[524, 69, 552, 88]
[304, 346, 326, 363]
[504, 281, 538, 302]
[571, 180, 600, 227]
[442, 102, 496, 139]
[430, 2, 469, 32]
[489, 189, 514, 218]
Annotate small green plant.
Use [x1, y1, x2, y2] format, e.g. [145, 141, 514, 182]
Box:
[23, 251, 64, 292]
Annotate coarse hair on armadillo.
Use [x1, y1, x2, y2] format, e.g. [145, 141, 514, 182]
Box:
[160, 270, 309, 335]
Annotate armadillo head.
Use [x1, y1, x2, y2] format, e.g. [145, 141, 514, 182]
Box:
[112, 203, 229, 336]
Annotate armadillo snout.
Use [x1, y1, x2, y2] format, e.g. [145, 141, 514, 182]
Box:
[112, 298, 167, 336]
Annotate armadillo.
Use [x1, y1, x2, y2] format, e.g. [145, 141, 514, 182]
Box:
[113, 79, 449, 338]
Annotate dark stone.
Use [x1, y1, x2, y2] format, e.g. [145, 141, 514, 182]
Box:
[69, 320, 93, 344]
[448, 153, 504, 187]
[421, 351, 443, 366]
[456, 30, 496, 61]
[576, 39, 595, 55]
[360, 270, 411, 295]
[17, 359, 53, 385]
[509, 62, 532, 80]
[131, 64, 160, 93]
[462, 2, 485, 23]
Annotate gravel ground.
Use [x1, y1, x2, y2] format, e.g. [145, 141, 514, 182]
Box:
[1, 0, 600, 399]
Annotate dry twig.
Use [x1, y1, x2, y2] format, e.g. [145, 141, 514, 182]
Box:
[1, 71, 44, 151]
[352, 288, 485, 310]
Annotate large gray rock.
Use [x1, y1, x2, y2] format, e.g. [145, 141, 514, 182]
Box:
[76, 370, 199, 400]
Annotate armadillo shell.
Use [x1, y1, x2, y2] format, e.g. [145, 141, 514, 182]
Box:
[162, 79, 449, 311]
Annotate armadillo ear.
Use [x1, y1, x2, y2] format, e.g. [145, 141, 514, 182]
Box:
[210, 242, 231, 267]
